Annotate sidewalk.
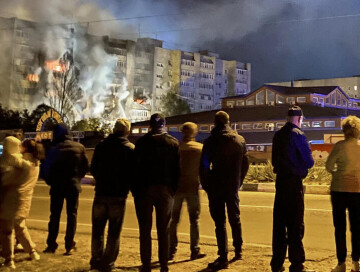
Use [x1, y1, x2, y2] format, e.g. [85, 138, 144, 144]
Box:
[3, 227, 337, 272]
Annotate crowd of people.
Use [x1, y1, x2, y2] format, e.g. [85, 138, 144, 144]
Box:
[0, 107, 359, 272]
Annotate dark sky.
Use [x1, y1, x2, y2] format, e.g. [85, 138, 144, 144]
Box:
[98, 0, 360, 90]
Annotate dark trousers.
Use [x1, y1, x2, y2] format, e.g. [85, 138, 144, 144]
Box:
[271, 176, 305, 272]
[46, 193, 79, 251]
[134, 186, 174, 271]
[169, 193, 200, 254]
[207, 191, 242, 259]
[90, 196, 126, 271]
[331, 191, 360, 263]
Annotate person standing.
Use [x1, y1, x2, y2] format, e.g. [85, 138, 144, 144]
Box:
[133, 113, 180, 272]
[200, 111, 249, 271]
[89, 119, 135, 272]
[270, 105, 314, 272]
[326, 116, 360, 272]
[169, 122, 206, 261]
[42, 124, 89, 255]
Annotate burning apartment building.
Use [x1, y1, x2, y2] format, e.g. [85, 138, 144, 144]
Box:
[0, 15, 251, 124]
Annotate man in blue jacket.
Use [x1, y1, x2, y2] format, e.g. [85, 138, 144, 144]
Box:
[271, 105, 314, 272]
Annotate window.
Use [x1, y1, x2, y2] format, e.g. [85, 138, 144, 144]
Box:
[246, 97, 255, 106]
[256, 90, 265, 105]
[326, 97, 330, 104]
[287, 97, 295, 104]
[312, 121, 322, 128]
[141, 128, 148, 133]
[132, 128, 139, 134]
[210, 125, 215, 131]
[276, 95, 285, 104]
[253, 123, 263, 129]
[266, 90, 275, 104]
[337, 93, 341, 105]
[236, 100, 245, 106]
[355, 86, 358, 91]
[331, 94, 336, 104]
[312, 97, 318, 103]
[226, 101, 234, 108]
[301, 122, 311, 128]
[324, 121, 336, 128]
[348, 102, 353, 107]
[297, 97, 306, 103]
[265, 123, 274, 129]
[199, 125, 209, 132]
[242, 124, 252, 130]
[276, 122, 285, 129]
[342, 99, 347, 107]
[169, 127, 178, 132]
[319, 98, 324, 103]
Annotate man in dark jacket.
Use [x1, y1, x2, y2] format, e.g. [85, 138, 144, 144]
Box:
[200, 111, 249, 271]
[270, 106, 314, 272]
[89, 119, 134, 272]
[134, 113, 180, 272]
[42, 123, 89, 255]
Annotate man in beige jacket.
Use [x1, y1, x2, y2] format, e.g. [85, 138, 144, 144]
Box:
[169, 122, 205, 261]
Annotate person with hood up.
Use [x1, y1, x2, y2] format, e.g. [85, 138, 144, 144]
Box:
[0, 137, 42, 269]
[89, 119, 135, 272]
[200, 111, 249, 271]
[42, 123, 89, 255]
[134, 113, 180, 272]
[169, 122, 206, 261]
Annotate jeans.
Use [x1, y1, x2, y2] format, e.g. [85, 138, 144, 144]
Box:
[46, 193, 79, 251]
[271, 175, 305, 272]
[90, 196, 126, 271]
[135, 186, 174, 271]
[0, 217, 36, 260]
[331, 191, 360, 263]
[169, 193, 200, 254]
[207, 190, 242, 259]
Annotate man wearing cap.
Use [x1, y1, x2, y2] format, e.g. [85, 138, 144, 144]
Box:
[42, 123, 89, 255]
[200, 111, 249, 271]
[169, 122, 206, 261]
[89, 119, 134, 272]
[270, 105, 314, 272]
[133, 113, 180, 272]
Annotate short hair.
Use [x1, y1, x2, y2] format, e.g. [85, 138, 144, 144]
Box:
[287, 105, 303, 117]
[214, 111, 229, 126]
[150, 113, 166, 129]
[113, 118, 131, 136]
[342, 115, 360, 139]
[22, 139, 45, 160]
[181, 122, 198, 138]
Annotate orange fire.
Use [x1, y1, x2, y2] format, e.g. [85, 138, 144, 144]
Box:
[46, 60, 65, 72]
[27, 74, 39, 82]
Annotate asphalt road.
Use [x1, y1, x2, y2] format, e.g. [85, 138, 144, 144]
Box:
[28, 183, 337, 255]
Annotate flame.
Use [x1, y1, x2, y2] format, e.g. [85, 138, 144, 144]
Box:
[46, 60, 65, 72]
[27, 74, 39, 82]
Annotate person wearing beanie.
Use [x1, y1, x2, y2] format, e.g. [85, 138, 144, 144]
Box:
[133, 113, 180, 272]
[168, 122, 206, 261]
[42, 123, 89, 255]
[89, 118, 134, 272]
[200, 111, 249, 270]
[271, 105, 314, 272]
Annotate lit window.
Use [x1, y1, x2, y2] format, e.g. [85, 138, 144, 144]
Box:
[266, 90, 275, 104]
[253, 123, 263, 129]
[286, 97, 295, 104]
[199, 125, 209, 132]
[226, 101, 234, 108]
[141, 128, 148, 133]
[246, 97, 255, 106]
[348, 102, 352, 107]
[301, 122, 311, 128]
[276, 122, 285, 129]
[256, 90, 265, 105]
[312, 97, 318, 103]
[276, 95, 285, 104]
[355, 86, 358, 91]
[242, 124, 252, 130]
[319, 98, 324, 103]
[324, 121, 335, 128]
[132, 128, 139, 134]
[265, 123, 274, 129]
[297, 97, 306, 103]
[236, 100, 245, 106]
[312, 121, 322, 128]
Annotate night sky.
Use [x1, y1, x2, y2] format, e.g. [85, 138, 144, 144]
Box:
[2, 0, 360, 90]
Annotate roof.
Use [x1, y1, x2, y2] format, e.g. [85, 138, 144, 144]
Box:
[132, 104, 360, 126]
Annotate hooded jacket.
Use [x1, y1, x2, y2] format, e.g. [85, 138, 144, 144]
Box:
[200, 125, 249, 193]
[91, 134, 135, 198]
[42, 127, 89, 195]
[0, 137, 37, 220]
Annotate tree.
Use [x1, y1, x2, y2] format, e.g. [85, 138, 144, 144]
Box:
[160, 89, 191, 117]
[72, 118, 112, 138]
[45, 51, 83, 123]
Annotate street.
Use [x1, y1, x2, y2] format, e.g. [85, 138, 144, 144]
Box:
[28, 183, 337, 254]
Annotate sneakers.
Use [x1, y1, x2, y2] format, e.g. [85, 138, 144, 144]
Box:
[4, 259, 16, 269]
[352, 260, 360, 272]
[30, 250, 41, 261]
[190, 250, 206, 260]
[43, 246, 56, 253]
[332, 262, 346, 272]
[207, 257, 229, 271]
